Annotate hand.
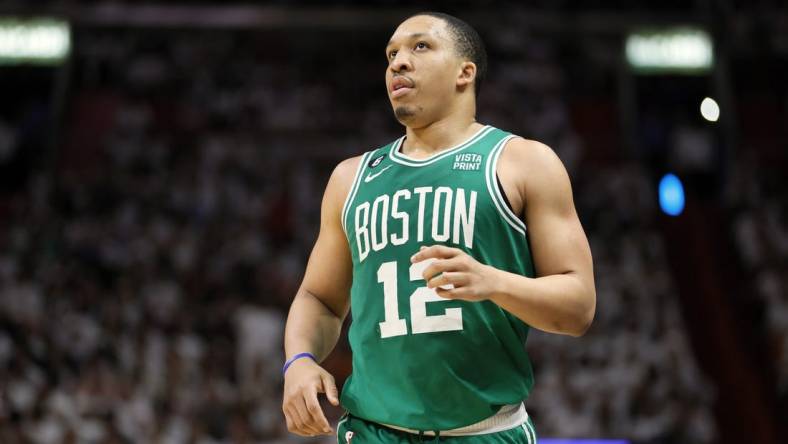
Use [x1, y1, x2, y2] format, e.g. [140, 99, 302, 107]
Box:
[410, 245, 500, 302]
[282, 358, 339, 437]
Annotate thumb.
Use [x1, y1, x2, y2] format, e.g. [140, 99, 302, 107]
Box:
[321, 373, 340, 406]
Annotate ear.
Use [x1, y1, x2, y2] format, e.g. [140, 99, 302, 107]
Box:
[456, 61, 477, 88]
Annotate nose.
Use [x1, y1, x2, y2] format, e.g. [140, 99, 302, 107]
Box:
[389, 51, 413, 73]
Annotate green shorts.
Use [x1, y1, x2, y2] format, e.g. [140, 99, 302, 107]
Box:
[336, 411, 538, 443]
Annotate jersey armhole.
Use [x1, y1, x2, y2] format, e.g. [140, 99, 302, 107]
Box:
[485, 136, 528, 236]
[495, 174, 521, 220]
[341, 151, 374, 237]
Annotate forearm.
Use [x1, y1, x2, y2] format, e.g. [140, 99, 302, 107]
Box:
[488, 267, 595, 337]
[284, 289, 344, 362]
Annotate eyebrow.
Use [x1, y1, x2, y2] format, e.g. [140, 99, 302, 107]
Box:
[386, 32, 429, 49]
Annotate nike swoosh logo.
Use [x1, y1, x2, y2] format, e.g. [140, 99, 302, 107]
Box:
[364, 165, 393, 183]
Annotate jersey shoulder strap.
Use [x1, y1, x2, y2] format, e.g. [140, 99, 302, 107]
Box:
[340, 140, 398, 235]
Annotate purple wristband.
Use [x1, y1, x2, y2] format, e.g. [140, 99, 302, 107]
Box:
[282, 352, 316, 375]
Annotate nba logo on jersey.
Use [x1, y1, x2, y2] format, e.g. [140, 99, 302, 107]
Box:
[345, 430, 355, 443]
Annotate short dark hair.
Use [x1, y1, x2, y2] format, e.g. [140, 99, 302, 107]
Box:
[408, 11, 488, 98]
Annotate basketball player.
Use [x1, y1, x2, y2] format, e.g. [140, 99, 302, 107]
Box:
[282, 12, 596, 443]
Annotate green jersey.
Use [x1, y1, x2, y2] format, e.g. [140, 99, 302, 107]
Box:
[339, 125, 536, 431]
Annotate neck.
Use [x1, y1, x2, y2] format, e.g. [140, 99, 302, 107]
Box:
[403, 116, 483, 157]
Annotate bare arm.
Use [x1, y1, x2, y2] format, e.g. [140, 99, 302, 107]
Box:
[283, 158, 356, 362]
[282, 155, 361, 437]
[490, 138, 596, 336]
[413, 138, 596, 337]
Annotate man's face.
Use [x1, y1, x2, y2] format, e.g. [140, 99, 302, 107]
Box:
[384, 15, 463, 125]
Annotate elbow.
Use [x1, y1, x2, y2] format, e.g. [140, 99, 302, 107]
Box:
[568, 313, 594, 337]
[552, 308, 594, 338]
[567, 292, 596, 337]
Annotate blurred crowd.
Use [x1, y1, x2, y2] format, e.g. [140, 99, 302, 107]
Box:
[729, 154, 788, 410]
[527, 165, 716, 443]
[0, 22, 720, 444]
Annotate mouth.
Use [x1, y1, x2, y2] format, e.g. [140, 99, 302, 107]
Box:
[390, 76, 414, 99]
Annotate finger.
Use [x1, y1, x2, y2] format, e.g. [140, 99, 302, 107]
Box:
[283, 406, 294, 431]
[422, 257, 464, 282]
[284, 405, 310, 437]
[292, 396, 323, 436]
[305, 388, 333, 434]
[427, 271, 469, 290]
[411, 245, 461, 263]
[435, 285, 471, 300]
[286, 403, 310, 436]
[321, 373, 340, 406]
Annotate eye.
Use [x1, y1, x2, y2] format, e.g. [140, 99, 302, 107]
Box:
[415, 41, 429, 50]
[388, 50, 397, 60]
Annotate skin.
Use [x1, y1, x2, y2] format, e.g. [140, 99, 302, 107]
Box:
[282, 14, 596, 437]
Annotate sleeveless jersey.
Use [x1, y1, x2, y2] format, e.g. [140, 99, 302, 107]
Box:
[339, 125, 536, 431]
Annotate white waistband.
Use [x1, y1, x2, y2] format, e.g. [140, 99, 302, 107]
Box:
[378, 402, 528, 437]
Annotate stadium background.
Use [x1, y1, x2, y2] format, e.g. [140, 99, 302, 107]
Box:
[0, 1, 785, 443]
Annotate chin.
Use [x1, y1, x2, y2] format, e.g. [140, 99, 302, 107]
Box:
[394, 105, 416, 120]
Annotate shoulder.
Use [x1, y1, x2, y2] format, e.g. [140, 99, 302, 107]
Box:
[333, 155, 365, 181]
[324, 147, 382, 206]
[325, 154, 365, 201]
[317, 154, 367, 223]
[330, 141, 396, 183]
[497, 136, 572, 201]
[326, 138, 399, 199]
[498, 137, 560, 170]
[501, 136, 567, 176]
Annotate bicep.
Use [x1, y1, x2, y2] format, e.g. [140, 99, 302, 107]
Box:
[518, 142, 593, 282]
[299, 158, 359, 321]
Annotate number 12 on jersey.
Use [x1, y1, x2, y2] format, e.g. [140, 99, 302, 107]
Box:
[377, 259, 464, 338]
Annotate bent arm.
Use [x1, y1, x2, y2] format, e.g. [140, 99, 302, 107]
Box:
[490, 139, 596, 337]
[283, 156, 360, 363]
